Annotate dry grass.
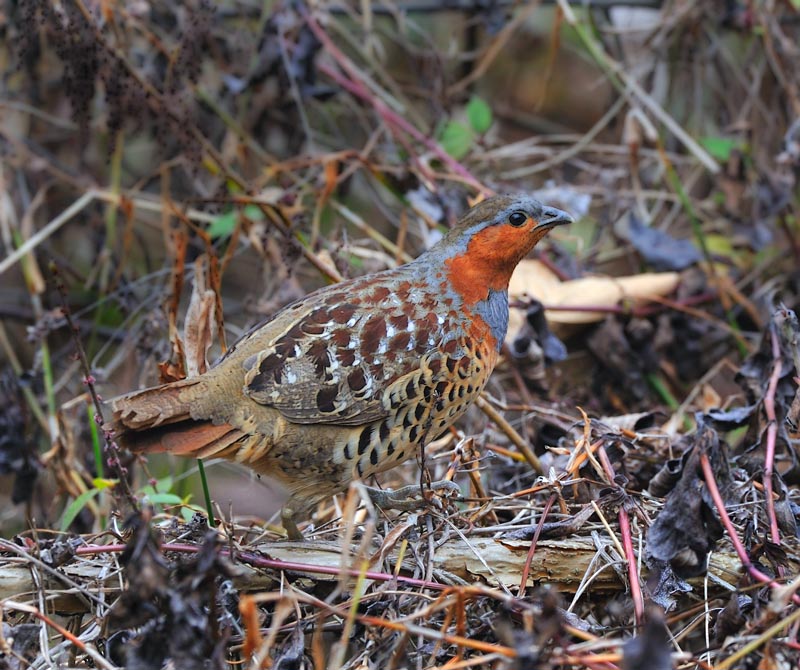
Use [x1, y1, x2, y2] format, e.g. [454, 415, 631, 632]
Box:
[1, 1, 800, 668]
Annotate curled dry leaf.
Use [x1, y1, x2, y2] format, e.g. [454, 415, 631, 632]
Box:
[183, 257, 218, 378]
[646, 424, 728, 579]
[508, 259, 680, 337]
[596, 411, 662, 433]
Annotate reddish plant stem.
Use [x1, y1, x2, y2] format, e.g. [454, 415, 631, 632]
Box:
[518, 494, 555, 597]
[301, 8, 489, 195]
[597, 445, 645, 626]
[699, 452, 800, 606]
[763, 325, 783, 546]
[616, 503, 644, 625]
[75, 542, 450, 592]
[534, 291, 719, 317]
[71, 540, 624, 666]
[5, 601, 86, 649]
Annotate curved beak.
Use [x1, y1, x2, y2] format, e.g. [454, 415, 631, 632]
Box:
[537, 206, 574, 229]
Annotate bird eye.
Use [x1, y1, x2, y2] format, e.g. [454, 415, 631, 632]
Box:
[508, 211, 528, 227]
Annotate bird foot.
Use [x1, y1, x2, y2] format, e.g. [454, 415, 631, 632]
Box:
[367, 480, 461, 512]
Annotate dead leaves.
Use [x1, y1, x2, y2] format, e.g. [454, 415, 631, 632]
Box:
[507, 259, 680, 336]
[183, 260, 219, 378]
[107, 512, 237, 670]
[645, 423, 727, 579]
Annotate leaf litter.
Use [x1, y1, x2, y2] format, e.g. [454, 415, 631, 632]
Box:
[1, 2, 800, 669]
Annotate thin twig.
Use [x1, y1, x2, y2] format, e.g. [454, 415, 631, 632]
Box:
[762, 321, 783, 546]
[50, 262, 139, 511]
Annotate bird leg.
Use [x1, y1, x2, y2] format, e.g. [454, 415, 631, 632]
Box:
[280, 481, 461, 539]
[280, 505, 306, 541]
[366, 480, 461, 512]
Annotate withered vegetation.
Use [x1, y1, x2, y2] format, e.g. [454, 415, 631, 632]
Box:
[1, 1, 800, 669]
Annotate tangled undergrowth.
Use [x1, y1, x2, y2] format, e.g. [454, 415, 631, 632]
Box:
[1, 1, 800, 668]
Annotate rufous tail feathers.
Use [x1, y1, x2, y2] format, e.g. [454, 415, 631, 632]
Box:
[109, 378, 242, 458]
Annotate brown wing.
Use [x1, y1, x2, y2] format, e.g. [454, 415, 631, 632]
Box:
[237, 269, 446, 426]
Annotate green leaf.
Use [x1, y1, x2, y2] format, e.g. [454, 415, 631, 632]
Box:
[243, 204, 265, 221]
[704, 233, 734, 258]
[139, 476, 174, 498]
[699, 136, 743, 162]
[143, 492, 185, 506]
[439, 121, 473, 159]
[557, 216, 594, 257]
[208, 210, 237, 239]
[180, 503, 207, 523]
[60, 488, 101, 531]
[210, 204, 264, 239]
[347, 253, 365, 271]
[92, 477, 118, 491]
[466, 96, 492, 134]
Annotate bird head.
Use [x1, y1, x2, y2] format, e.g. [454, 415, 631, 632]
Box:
[433, 194, 573, 304]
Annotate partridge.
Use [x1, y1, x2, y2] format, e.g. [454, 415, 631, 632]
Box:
[111, 195, 572, 537]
